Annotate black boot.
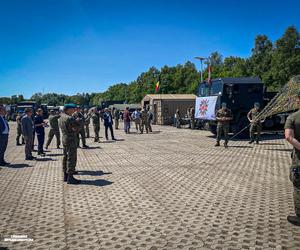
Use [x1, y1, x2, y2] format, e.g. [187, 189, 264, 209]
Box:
[67, 173, 81, 184]
[63, 172, 68, 182]
[287, 215, 300, 226]
[215, 141, 220, 147]
[249, 140, 254, 144]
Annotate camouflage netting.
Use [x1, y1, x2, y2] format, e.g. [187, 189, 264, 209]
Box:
[254, 75, 300, 122]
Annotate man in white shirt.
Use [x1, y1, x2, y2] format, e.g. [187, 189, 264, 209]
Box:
[132, 109, 141, 132]
[0, 105, 10, 166]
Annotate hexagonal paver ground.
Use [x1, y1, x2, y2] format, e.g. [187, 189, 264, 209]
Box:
[0, 122, 299, 250]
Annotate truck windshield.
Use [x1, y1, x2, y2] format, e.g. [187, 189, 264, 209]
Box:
[199, 84, 210, 97]
[199, 80, 223, 96]
[210, 80, 223, 95]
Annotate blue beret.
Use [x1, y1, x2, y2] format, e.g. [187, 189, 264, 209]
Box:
[64, 103, 77, 110]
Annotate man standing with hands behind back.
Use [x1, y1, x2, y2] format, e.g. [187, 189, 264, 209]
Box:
[0, 105, 10, 166]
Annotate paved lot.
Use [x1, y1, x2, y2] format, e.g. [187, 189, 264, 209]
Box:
[0, 122, 299, 250]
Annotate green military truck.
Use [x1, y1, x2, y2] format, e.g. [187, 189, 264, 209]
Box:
[197, 77, 287, 138]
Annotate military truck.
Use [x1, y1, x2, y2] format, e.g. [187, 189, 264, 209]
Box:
[197, 77, 287, 138]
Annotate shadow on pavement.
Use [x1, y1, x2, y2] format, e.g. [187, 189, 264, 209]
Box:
[78, 170, 112, 176]
[47, 153, 64, 157]
[264, 148, 292, 152]
[35, 157, 55, 162]
[81, 146, 101, 149]
[80, 179, 113, 186]
[228, 145, 253, 148]
[150, 131, 161, 134]
[8, 163, 31, 168]
[101, 141, 116, 144]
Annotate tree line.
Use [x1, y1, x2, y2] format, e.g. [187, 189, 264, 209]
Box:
[1, 26, 299, 106]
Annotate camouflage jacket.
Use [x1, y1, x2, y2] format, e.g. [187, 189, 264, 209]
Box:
[216, 108, 233, 125]
[72, 111, 85, 128]
[247, 108, 261, 124]
[58, 113, 80, 144]
[91, 113, 100, 126]
[48, 115, 60, 130]
[84, 113, 90, 125]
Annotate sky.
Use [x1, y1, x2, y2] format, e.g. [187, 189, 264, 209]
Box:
[0, 0, 300, 98]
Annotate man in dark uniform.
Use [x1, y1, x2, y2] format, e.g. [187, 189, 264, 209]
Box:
[45, 110, 61, 149]
[103, 108, 116, 140]
[285, 91, 300, 226]
[215, 102, 233, 148]
[59, 104, 81, 184]
[0, 105, 10, 166]
[247, 102, 262, 144]
[34, 108, 46, 156]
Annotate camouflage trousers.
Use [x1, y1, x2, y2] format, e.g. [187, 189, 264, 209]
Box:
[114, 119, 119, 129]
[250, 123, 262, 142]
[46, 129, 61, 148]
[290, 151, 300, 216]
[85, 124, 90, 138]
[93, 124, 100, 142]
[141, 120, 149, 133]
[77, 128, 86, 147]
[16, 127, 24, 144]
[62, 142, 77, 174]
[216, 124, 229, 143]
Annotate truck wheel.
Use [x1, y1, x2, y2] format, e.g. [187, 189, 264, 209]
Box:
[233, 116, 250, 139]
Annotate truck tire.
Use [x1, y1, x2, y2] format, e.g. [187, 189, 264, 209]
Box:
[232, 116, 250, 139]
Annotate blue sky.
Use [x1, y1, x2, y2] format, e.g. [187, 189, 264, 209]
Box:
[0, 0, 299, 98]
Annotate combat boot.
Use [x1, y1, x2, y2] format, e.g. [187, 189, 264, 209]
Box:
[287, 215, 300, 226]
[249, 140, 254, 144]
[224, 142, 228, 148]
[63, 172, 68, 182]
[256, 140, 259, 144]
[67, 173, 81, 184]
[16, 142, 21, 146]
[215, 142, 220, 147]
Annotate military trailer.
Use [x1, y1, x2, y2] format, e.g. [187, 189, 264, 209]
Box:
[197, 77, 287, 138]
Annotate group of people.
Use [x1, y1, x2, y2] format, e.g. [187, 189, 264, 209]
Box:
[2, 98, 300, 226]
[124, 107, 153, 134]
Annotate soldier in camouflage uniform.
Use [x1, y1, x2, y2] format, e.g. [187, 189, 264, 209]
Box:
[147, 107, 153, 132]
[91, 108, 100, 142]
[247, 102, 262, 144]
[45, 110, 61, 149]
[141, 108, 149, 134]
[58, 104, 81, 184]
[114, 108, 120, 129]
[16, 112, 25, 145]
[84, 108, 90, 138]
[215, 103, 233, 148]
[285, 92, 300, 226]
[73, 107, 88, 148]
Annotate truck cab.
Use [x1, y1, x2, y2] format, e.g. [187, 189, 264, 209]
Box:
[198, 77, 265, 137]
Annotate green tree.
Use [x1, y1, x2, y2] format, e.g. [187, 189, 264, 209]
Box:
[271, 26, 300, 88]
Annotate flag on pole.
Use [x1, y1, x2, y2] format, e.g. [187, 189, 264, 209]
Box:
[207, 64, 212, 84]
[155, 81, 160, 93]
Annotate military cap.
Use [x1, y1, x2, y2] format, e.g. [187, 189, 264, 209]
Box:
[64, 103, 77, 110]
